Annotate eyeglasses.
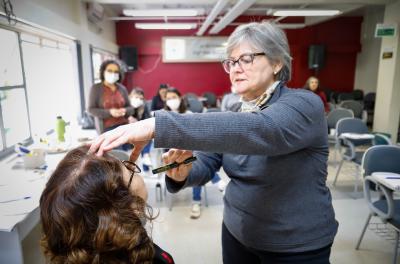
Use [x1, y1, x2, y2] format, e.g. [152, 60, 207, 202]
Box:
[121, 160, 141, 188]
[222, 52, 265, 74]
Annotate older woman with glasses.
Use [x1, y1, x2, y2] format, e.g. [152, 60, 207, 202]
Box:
[39, 146, 174, 264]
[90, 22, 337, 264]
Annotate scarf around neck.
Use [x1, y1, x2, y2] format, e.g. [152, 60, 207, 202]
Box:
[239, 81, 280, 112]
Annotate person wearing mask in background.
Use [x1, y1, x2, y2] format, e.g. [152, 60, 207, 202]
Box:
[304, 76, 330, 113]
[40, 146, 174, 264]
[88, 60, 134, 136]
[164, 87, 222, 219]
[90, 22, 337, 263]
[151, 84, 168, 111]
[221, 86, 241, 112]
[129, 87, 153, 172]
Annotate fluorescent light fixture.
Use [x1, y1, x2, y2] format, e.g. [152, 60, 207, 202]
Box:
[135, 23, 197, 30]
[273, 10, 341, 16]
[209, 0, 257, 34]
[124, 9, 200, 17]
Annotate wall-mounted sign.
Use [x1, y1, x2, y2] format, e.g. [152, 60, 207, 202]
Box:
[162, 37, 228, 63]
[375, 23, 397, 37]
[382, 47, 394, 60]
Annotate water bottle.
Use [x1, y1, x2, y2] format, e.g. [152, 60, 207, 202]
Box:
[56, 116, 66, 142]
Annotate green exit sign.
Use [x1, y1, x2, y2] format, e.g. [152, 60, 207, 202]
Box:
[375, 24, 397, 37]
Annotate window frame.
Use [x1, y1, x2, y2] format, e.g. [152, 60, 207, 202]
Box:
[0, 27, 32, 159]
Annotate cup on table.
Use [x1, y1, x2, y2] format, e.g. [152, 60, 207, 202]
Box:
[22, 149, 46, 169]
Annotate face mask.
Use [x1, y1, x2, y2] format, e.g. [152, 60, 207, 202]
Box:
[130, 98, 144, 108]
[104, 72, 119, 84]
[166, 98, 181, 111]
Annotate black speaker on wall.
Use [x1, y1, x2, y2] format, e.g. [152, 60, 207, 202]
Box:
[308, 45, 325, 70]
[119, 46, 137, 71]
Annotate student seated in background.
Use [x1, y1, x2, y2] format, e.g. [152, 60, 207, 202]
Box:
[304, 76, 329, 113]
[129, 87, 153, 171]
[151, 84, 168, 111]
[164, 87, 224, 219]
[39, 146, 174, 264]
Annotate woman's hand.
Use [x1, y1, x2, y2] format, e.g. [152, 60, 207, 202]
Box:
[162, 149, 194, 182]
[109, 108, 126, 117]
[89, 118, 155, 159]
[118, 108, 127, 116]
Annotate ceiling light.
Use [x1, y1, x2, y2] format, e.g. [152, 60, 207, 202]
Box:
[272, 10, 341, 17]
[124, 9, 200, 17]
[135, 23, 197, 30]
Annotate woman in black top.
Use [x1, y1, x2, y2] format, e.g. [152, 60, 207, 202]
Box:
[151, 84, 168, 111]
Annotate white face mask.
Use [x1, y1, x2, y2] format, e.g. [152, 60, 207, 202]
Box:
[166, 98, 181, 111]
[130, 98, 144, 108]
[104, 72, 119, 84]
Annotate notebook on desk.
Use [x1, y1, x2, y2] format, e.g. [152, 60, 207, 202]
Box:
[340, 133, 375, 140]
[371, 172, 400, 191]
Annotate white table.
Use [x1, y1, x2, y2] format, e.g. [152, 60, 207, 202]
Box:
[0, 127, 97, 264]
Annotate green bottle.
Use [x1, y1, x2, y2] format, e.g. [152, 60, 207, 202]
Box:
[56, 116, 66, 142]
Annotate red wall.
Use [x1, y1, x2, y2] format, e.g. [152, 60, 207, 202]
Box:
[116, 16, 362, 99]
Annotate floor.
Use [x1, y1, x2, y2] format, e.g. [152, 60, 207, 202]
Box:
[21, 147, 398, 264]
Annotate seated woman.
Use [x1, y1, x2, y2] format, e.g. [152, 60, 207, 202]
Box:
[304, 76, 330, 113]
[164, 88, 222, 219]
[39, 146, 174, 264]
[129, 87, 153, 171]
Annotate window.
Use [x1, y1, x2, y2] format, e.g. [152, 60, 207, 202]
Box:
[0, 28, 23, 87]
[0, 25, 81, 158]
[0, 27, 31, 154]
[90, 45, 118, 84]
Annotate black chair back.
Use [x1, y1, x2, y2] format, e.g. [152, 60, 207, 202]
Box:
[340, 100, 363, 118]
[203, 92, 217, 108]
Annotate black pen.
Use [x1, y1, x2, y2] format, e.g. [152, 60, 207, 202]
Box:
[152, 156, 197, 174]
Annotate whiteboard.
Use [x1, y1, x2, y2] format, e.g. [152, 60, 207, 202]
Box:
[162, 37, 228, 63]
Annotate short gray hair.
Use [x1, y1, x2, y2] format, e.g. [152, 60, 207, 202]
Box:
[226, 22, 292, 83]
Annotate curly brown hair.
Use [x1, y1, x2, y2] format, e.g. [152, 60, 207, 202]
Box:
[40, 146, 155, 263]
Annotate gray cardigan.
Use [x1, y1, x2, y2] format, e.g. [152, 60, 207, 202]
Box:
[88, 82, 134, 134]
[154, 83, 338, 253]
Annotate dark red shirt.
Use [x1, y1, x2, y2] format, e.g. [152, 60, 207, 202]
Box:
[315, 90, 329, 113]
[102, 85, 128, 129]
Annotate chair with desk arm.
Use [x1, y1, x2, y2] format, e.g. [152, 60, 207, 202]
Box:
[326, 108, 354, 163]
[356, 145, 400, 264]
[332, 118, 391, 196]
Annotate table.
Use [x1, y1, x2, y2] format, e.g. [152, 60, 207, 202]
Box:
[0, 127, 96, 264]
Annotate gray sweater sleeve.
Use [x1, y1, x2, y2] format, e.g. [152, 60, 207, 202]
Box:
[165, 152, 222, 193]
[87, 84, 112, 119]
[154, 91, 326, 156]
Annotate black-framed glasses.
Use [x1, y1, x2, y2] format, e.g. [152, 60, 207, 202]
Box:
[222, 52, 265, 73]
[122, 160, 141, 188]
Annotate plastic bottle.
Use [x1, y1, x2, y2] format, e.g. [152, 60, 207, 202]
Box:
[56, 116, 66, 142]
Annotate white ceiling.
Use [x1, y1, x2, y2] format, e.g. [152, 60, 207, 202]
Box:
[85, 0, 393, 34]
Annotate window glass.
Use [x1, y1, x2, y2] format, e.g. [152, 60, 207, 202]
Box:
[0, 28, 23, 87]
[1, 88, 30, 146]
